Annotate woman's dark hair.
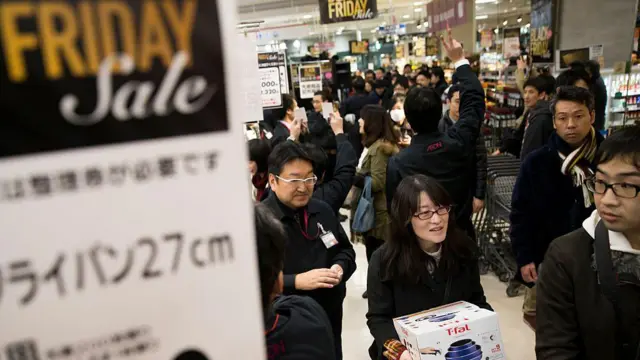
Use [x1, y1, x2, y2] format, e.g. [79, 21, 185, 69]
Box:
[381, 175, 477, 284]
[361, 104, 399, 147]
[248, 139, 271, 173]
[254, 203, 286, 310]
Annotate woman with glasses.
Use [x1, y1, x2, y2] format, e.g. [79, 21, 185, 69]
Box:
[366, 174, 492, 360]
[352, 104, 400, 298]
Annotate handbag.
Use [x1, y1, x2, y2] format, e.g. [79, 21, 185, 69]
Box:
[352, 176, 375, 233]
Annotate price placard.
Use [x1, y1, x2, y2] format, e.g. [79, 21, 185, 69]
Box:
[260, 67, 281, 107]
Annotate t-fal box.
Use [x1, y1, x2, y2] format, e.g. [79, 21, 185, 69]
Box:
[393, 301, 505, 360]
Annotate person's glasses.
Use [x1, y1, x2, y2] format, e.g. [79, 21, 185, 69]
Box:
[413, 206, 452, 220]
[275, 175, 317, 186]
[586, 178, 640, 199]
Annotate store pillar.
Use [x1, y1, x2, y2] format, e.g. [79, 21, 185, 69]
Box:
[558, 0, 638, 67]
[448, 0, 476, 57]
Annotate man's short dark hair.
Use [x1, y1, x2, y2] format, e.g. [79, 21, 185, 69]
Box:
[395, 75, 409, 90]
[404, 64, 412, 69]
[375, 79, 388, 89]
[550, 86, 595, 114]
[301, 143, 328, 180]
[447, 84, 462, 100]
[523, 77, 547, 94]
[313, 91, 326, 101]
[376, 67, 385, 73]
[352, 76, 366, 92]
[417, 71, 431, 79]
[556, 68, 591, 87]
[254, 203, 286, 310]
[274, 93, 295, 120]
[404, 86, 442, 133]
[431, 67, 445, 82]
[248, 139, 272, 173]
[594, 125, 640, 169]
[268, 141, 313, 176]
[365, 69, 375, 77]
[538, 74, 557, 96]
[584, 60, 601, 79]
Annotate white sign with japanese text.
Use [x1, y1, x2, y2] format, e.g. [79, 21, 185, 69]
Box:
[0, 1, 265, 360]
[260, 67, 282, 107]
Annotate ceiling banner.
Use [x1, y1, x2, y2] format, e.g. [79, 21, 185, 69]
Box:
[319, 0, 378, 24]
[426, 0, 468, 32]
[531, 0, 556, 63]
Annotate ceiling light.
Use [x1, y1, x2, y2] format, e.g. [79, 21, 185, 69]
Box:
[517, 16, 522, 23]
[417, 23, 422, 29]
[502, 19, 508, 25]
[293, 39, 300, 48]
[525, 23, 530, 27]
[424, 21, 429, 27]
[414, 8, 422, 12]
[476, 0, 497, 3]
[403, 14, 410, 19]
[371, 28, 377, 33]
[303, 14, 312, 19]
[414, 1, 423, 5]
[309, 31, 316, 35]
[494, 28, 499, 34]
[475, 15, 488, 19]
[512, 6, 517, 10]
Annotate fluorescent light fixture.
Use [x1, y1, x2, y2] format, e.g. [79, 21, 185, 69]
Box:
[414, 8, 422, 12]
[475, 15, 488, 19]
[424, 21, 429, 27]
[303, 14, 312, 19]
[517, 16, 522, 23]
[371, 28, 377, 33]
[475, 0, 497, 3]
[414, 1, 423, 5]
[417, 23, 422, 29]
[512, 6, 517, 10]
[525, 23, 530, 27]
[493, 28, 499, 34]
[502, 20, 508, 25]
[403, 14, 410, 19]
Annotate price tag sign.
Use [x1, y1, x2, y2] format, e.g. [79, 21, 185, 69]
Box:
[260, 67, 281, 107]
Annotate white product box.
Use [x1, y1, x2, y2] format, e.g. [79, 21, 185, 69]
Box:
[393, 301, 505, 360]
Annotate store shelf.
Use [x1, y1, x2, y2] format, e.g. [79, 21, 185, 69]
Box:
[611, 91, 640, 98]
[610, 105, 640, 113]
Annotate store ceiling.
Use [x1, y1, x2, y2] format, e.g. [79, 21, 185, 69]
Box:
[237, 0, 532, 39]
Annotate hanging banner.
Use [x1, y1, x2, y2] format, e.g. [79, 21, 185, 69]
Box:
[350, 40, 370, 55]
[0, 1, 265, 360]
[258, 52, 289, 108]
[426, 0, 468, 33]
[426, 36, 440, 57]
[531, 0, 556, 63]
[319, 0, 378, 24]
[503, 28, 521, 59]
[298, 64, 323, 99]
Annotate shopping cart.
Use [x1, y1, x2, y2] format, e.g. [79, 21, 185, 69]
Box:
[476, 154, 521, 295]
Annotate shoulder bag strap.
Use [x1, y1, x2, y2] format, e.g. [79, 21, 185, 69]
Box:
[595, 220, 620, 308]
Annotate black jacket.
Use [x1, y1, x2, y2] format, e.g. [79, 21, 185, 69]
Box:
[536, 228, 640, 360]
[433, 81, 449, 99]
[341, 92, 377, 159]
[386, 64, 485, 226]
[438, 111, 488, 200]
[592, 76, 608, 132]
[307, 110, 337, 150]
[520, 99, 554, 161]
[271, 120, 309, 147]
[499, 109, 528, 158]
[262, 194, 356, 310]
[313, 133, 357, 214]
[510, 133, 601, 277]
[366, 244, 492, 360]
[265, 295, 337, 360]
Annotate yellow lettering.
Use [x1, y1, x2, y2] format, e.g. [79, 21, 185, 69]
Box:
[98, 1, 136, 73]
[0, 3, 37, 82]
[328, 2, 335, 18]
[345, 1, 354, 16]
[139, 1, 173, 72]
[162, 0, 196, 66]
[38, 3, 86, 80]
[78, 1, 101, 74]
[335, 1, 343, 17]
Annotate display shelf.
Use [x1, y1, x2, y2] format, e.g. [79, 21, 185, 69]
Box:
[610, 105, 640, 113]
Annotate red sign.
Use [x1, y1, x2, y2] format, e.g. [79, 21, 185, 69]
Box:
[426, 0, 468, 32]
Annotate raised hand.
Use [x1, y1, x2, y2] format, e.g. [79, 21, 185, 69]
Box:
[440, 23, 464, 63]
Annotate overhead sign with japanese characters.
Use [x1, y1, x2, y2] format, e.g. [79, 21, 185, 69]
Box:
[0, 1, 265, 360]
[298, 64, 323, 99]
[319, 0, 378, 24]
[426, 0, 468, 32]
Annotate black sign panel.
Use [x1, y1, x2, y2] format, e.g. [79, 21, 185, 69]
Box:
[531, 0, 556, 63]
[0, 0, 227, 158]
[319, 0, 377, 24]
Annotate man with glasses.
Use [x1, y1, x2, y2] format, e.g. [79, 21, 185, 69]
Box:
[510, 86, 604, 328]
[536, 126, 640, 359]
[263, 141, 356, 360]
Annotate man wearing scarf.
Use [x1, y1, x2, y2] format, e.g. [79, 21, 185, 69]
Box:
[510, 86, 603, 329]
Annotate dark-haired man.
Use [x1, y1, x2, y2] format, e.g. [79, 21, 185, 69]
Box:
[375, 67, 385, 80]
[416, 71, 431, 87]
[341, 77, 378, 158]
[510, 86, 603, 328]
[430, 66, 448, 98]
[365, 69, 376, 82]
[402, 64, 412, 76]
[555, 68, 590, 89]
[393, 76, 410, 97]
[439, 85, 488, 219]
[386, 32, 485, 240]
[272, 93, 305, 147]
[570, 60, 608, 132]
[536, 125, 640, 359]
[263, 141, 356, 360]
[308, 91, 336, 151]
[256, 203, 337, 360]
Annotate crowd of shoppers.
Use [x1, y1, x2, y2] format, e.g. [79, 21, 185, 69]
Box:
[247, 30, 639, 360]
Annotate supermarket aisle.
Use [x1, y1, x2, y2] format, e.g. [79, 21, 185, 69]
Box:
[341, 243, 536, 360]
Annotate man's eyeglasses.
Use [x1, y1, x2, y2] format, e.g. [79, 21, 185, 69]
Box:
[413, 206, 452, 220]
[586, 178, 640, 199]
[275, 175, 318, 186]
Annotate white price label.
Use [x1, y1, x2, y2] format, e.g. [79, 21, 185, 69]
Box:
[259, 67, 281, 107]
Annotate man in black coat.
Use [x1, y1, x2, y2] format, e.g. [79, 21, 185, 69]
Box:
[386, 40, 485, 239]
[255, 203, 336, 360]
[520, 75, 556, 160]
[302, 113, 357, 215]
[341, 77, 378, 159]
[438, 84, 488, 222]
[536, 126, 640, 359]
[271, 93, 307, 147]
[510, 86, 603, 325]
[263, 141, 356, 360]
[570, 60, 608, 132]
[307, 91, 336, 151]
